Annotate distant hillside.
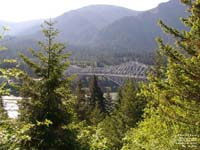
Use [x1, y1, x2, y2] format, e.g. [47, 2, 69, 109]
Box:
[57, 5, 140, 29]
[92, 0, 188, 53]
[0, 4, 140, 58]
[48, 5, 140, 45]
[0, 0, 189, 65]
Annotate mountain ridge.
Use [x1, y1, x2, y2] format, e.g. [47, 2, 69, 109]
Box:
[0, 0, 188, 65]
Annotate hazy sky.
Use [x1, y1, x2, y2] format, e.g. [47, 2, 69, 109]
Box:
[0, 0, 169, 22]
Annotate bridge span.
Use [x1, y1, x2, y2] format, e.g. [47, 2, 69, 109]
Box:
[68, 61, 149, 85]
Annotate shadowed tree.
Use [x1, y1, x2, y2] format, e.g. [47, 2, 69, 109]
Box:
[87, 75, 106, 125]
[74, 78, 88, 121]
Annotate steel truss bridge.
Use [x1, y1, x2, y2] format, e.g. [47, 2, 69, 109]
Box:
[68, 61, 149, 85]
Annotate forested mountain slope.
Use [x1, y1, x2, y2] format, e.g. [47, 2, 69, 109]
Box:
[92, 0, 188, 53]
[0, 0, 188, 65]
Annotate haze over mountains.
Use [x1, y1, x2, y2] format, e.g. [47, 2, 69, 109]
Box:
[93, 0, 188, 52]
[0, 0, 187, 64]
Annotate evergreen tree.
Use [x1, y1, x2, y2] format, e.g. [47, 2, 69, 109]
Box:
[120, 80, 145, 127]
[87, 75, 106, 124]
[155, 0, 200, 126]
[88, 75, 106, 112]
[74, 78, 87, 121]
[90, 80, 146, 150]
[104, 89, 114, 113]
[19, 20, 78, 150]
[114, 86, 122, 110]
[122, 0, 200, 149]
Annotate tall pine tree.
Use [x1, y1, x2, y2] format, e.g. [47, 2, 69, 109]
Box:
[122, 0, 200, 149]
[19, 20, 78, 150]
[74, 78, 87, 121]
[88, 75, 106, 125]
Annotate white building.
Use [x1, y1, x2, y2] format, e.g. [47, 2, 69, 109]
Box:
[2, 96, 22, 118]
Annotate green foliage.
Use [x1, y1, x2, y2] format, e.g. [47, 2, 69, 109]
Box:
[73, 121, 96, 150]
[122, 105, 180, 150]
[89, 75, 106, 112]
[0, 28, 21, 96]
[90, 112, 126, 150]
[122, 102, 200, 150]
[89, 80, 146, 150]
[122, 0, 200, 149]
[74, 78, 88, 121]
[0, 121, 34, 150]
[155, 0, 200, 126]
[87, 75, 107, 125]
[2, 1, 200, 149]
[119, 80, 146, 127]
[90, 127, 110, 150]
[104, 89, 114, 113]
[88, 105, 105, 126]
[0, 28, 24, 150]
[18, 20, 79, 150]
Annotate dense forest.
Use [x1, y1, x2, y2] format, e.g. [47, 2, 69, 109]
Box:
[0, 0, 200, 150]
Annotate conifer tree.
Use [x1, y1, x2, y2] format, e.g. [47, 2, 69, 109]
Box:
[120, 80, 145, 127]
[89, 75, 106, 112]
[90, 80, 146, 150]
[104, 89, 114, 113]
[155, 0, 200, 125]
[122, 0, 200, 149]
[19, 20, 78, 150]
[74, 78, 87, 121]
[87, 75, 106, 124]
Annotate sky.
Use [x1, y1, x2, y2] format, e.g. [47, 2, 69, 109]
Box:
[0, 0, 169, 22]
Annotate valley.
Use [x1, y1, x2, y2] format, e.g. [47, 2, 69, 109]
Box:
[1, 0, 199, 149]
